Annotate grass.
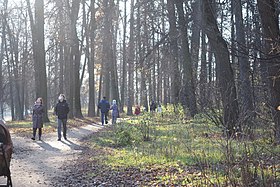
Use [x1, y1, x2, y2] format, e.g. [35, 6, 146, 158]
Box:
[87, 105, 280, 186]
[5, 106, 280, 185]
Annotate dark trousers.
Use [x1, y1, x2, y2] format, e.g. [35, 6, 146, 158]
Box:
[58, 118, 67, 139]
[33, 128, 42, 139]
[101, 112, 108, 125]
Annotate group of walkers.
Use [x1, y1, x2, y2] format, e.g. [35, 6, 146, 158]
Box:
[31, 94, 119, 141]
[31, 94, 69, 141]
[134, 100, 162, 115]
[31, 94, 161, 141]
[97, 96, 119, 126]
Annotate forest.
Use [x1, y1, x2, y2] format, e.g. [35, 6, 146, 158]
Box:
[0, 0, 279, 186]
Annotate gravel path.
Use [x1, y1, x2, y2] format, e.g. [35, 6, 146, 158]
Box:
[0, 123, 102, 187]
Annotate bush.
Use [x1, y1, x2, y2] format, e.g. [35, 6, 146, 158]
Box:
[114, 123, 142, 147]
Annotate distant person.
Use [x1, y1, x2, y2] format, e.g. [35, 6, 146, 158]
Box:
[98, 96, 110, 126]
[150, 100, 157, 112]
[110, 100, 119, 125]
[54, 94, 70, 141]
[157, 103, 163, 117]
[134, 105, 141, 115]
[31, 97, 44, 141]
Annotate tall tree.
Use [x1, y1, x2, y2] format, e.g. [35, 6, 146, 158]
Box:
[111, 0, 120, 106]
[234, 0, 254, 126]
[88, 0, 97, 117]
[101, 0, 113, 100]
[120, 0, 127, 112]
[202, 0, 239, 137]
[70, 0, 83, 118]
[0, 0, 8, 118]
[6, 22, 24, 120]
[127, 0, 135, 115]
[175, 0, 198, 117]
[27, 0, 49, 122]
[140, 1, 148, 111]
[257, 0, 280, 143]
[191, 0, 202, 84]
[167, 0, 180, 105]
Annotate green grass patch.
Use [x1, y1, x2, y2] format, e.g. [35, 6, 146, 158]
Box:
[87, 104, 280, 186]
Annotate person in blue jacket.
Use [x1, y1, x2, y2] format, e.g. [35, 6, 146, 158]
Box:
[98, 96, 110, 125]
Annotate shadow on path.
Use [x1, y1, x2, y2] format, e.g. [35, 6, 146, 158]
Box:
[37, 140, 60, 152]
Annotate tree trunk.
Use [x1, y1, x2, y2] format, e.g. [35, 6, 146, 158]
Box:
[101, 0, 111, 99]
[202, 0, 239, 137]
[191, 0, 202, 85]
[175, 1, 198, 117]
[27, 0, 49, 122]
[234, 0, 254, 128]
[139, 0, 148, 111]
[0, 0, 7, 119]
[120, 0, 127, 112]
[88, 0, 96, 117]
[70, 0, 83, 118]
[257, 0, 280, 143]
[111, 0, 120, 105]
[167, 0, 180, 105]
[127, 0, 135, 115]
[200, 32, 207, 110]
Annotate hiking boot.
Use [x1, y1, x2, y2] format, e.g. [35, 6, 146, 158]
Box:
[57, 138, 61, 141]
[31, 137, 35, 140]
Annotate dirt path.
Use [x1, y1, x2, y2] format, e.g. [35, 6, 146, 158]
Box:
[0, 123, 102, 187]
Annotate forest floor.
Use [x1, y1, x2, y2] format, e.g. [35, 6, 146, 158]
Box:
[0, 118, 103, 187]
[2, 112, 279, 186]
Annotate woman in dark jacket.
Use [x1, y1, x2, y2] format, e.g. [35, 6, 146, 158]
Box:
[31, 97, 44, 140]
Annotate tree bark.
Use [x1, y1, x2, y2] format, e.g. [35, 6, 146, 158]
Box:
[175, 1, 198, 117]
[234, 0, 254, 127]
[257, 0, 280, 143]
[167, 0, 180, 105]
[127, 0, 135, 115]
[70, 0, 83, 118]
[0, 0, 7, 119]
[27, 0, 49, 122]
[88, 0, 96, 117]
[202, 0, 239, 137]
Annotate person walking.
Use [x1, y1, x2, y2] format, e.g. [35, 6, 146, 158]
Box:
[98, 96, 110, 125]
[134, 105, 141, 115]
[110, 100, 119, 125]
[157, 103, 163, 117]
[54, 94, 70, 141]
[31, 97, 44, 141]
[150, 100, 157, 112]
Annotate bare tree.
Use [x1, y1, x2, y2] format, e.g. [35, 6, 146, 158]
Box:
[27, 0, 49, 122]
[0, 0, 8, 118]
[202, 0, 239, 137]
[126, 0, 135, 115]
[88, 0, 97, 117]
[257, 0, 280, 143]
[234, 0, 254, 127]
[175, 0, 198, 117]
[167, 0, 180, 105]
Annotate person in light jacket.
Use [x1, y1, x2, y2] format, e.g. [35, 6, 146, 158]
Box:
[110, 100, 119, 125]
[31, 97, 44, 141]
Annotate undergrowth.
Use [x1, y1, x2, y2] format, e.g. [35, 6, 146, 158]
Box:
[90, 104, 280, 186]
